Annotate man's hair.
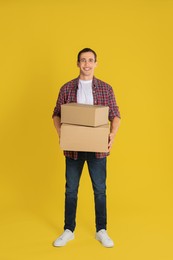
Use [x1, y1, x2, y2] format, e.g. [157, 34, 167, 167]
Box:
[77, 48, 97, 62]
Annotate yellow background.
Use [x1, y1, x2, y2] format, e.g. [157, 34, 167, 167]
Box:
[0, 0, 173, 259]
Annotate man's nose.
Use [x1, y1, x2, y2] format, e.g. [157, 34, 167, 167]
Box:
[84, 60, 89, 65]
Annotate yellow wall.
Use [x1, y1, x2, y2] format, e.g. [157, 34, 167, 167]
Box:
[0, 1, 173, 260]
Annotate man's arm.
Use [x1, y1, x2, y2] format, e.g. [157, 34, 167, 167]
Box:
[108, 116, 121, 151]
[53, 116, 61, 138]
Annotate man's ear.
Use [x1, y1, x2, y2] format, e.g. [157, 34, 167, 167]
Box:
[77, 61, 80, 67]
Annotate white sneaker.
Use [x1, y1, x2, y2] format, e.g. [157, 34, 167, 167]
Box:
[96, 229, 114, 248]
[53, 229, 74, 247]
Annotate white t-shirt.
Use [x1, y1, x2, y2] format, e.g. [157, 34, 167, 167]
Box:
[77, 79, 93, 105]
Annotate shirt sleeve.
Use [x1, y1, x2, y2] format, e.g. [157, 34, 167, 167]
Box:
[52, 87, 65, 118]
[108, 86, 121, 121]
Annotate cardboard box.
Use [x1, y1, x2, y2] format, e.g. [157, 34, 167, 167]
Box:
[60, 123, 109, 152]
[61, 103, 109, 127]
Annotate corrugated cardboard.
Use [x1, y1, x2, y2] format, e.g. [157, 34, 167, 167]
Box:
[60, 123, 109, 152]
[61, 103, 109, 127]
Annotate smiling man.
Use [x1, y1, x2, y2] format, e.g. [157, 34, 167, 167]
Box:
[52, 48, 121, 247]
[77, 51, 97, 80]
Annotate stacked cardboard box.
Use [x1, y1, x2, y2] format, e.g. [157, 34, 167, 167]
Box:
[60, 103, 109, 152]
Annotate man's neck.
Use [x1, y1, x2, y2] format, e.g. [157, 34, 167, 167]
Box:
[79, 75, 93, 81]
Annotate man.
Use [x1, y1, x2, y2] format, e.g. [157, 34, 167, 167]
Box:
[52, 48, 120, 247]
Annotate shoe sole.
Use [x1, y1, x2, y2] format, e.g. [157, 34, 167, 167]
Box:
[53, 235, 74, 247]
[96, 235, 114, 248]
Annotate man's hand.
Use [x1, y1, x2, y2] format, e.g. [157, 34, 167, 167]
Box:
[108, 116, 121, 151]
[53, 116, 61, 139]
[108, 133, 115, 152]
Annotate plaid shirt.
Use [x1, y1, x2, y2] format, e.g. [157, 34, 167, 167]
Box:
[52, 76, 120, 160]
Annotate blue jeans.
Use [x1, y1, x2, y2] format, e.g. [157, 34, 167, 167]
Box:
[64, 152, 107, 232]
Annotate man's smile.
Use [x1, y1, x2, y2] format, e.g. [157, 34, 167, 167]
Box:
[83, 67, 91, 71]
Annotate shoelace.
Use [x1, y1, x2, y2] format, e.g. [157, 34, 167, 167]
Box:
[100, 231, 111, 240]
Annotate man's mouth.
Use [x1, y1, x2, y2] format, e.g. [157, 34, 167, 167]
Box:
[83, 67, 90, 71]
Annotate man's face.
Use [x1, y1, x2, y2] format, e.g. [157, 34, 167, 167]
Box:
[77, 52, 97, 79]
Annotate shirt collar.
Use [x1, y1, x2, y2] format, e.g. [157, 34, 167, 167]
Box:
[74, 76, 98, 89]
